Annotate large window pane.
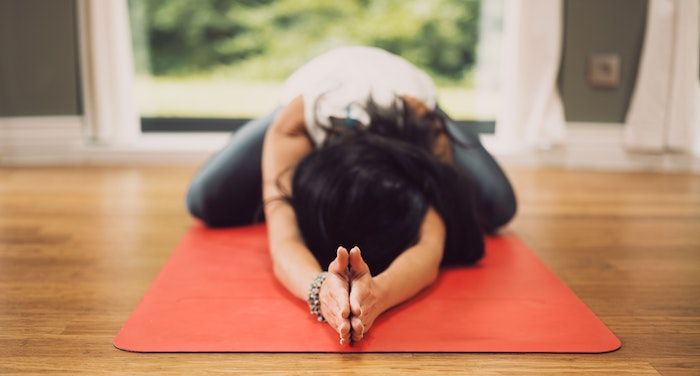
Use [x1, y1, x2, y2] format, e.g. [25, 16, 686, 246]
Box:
[129, 0, 502, 128]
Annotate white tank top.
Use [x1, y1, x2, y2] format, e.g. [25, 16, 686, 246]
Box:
[279, 46, 437, 146]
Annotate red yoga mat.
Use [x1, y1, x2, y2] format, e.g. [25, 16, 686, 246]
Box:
[114, 224, 621, 353]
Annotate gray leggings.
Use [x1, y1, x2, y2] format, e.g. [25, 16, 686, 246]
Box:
[186, 108, 516, 233]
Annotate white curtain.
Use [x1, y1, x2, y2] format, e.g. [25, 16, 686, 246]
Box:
[77, 0, 139, 144]
[495, 0, 566, 152]
[624, 0, 700, 154]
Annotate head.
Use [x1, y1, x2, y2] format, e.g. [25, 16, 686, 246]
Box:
[283, 119, 484, 273]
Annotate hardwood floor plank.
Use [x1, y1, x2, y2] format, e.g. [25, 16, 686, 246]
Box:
[0, 166, 698, 374]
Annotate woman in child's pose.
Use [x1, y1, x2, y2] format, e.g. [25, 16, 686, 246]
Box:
[186, 46, 516, 345]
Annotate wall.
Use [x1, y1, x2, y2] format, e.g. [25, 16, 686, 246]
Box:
[559, 0, 648, 123]
[0, 0, 80, 116]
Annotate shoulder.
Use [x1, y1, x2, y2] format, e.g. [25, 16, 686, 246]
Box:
[269, 96, 308, 137]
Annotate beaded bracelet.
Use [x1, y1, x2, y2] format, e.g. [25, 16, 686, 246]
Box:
[308, 272, 329, 322]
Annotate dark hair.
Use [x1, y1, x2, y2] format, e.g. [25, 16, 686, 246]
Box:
[282, 99, 484, 274]
[320, 95, 468, 152]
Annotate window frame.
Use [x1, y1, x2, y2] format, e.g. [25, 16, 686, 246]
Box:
[141, 117, 495, 134]
[78, 0, 496, 156]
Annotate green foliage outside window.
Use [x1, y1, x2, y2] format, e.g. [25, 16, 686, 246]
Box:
[130, 0, 480, 85]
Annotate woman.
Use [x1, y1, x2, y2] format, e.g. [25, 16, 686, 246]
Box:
[186, 46, 516, 345]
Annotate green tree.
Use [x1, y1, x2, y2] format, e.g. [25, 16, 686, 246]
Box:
[130, 0, 480, 83]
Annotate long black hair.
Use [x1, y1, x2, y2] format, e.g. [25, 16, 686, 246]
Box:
[281, 98, 484, 274]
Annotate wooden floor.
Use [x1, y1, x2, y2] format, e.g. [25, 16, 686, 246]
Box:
[0, 165, 698, 375]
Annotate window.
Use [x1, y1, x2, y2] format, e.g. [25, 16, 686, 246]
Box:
[128, 0, 502, 132]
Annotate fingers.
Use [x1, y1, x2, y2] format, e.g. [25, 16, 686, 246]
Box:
[330, 303, 351, 345]
[320, 266, 352, 345]
[328, 279, 350, 319]
[338, 320, 351, 345]
[339, 296, 350, 320]
[336, 246, 349, 271]
[348, 246, 370, 276]
[347, 261, 377, 343]
[325, 291, 347, 319]
[327, 246, 375, 345]
[332, 271, 351, 317]
[328, 246, 349, 276]
[351, 316, 365, 342]
[322, 305, 351, 345]
[348, 277, 367, 343]
[349, 286, 363, 317]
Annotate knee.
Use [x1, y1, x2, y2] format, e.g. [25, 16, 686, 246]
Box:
[481, 182, 517, 234]
[185, 181, 206, 221]
[497, 186, 517, 226]
[185, 181, 228, 228]
[185, 179, 263, 228]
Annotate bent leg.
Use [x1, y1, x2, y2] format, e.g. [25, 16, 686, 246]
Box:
[439, 110, 517, 233]
[186, 109, 280, 227]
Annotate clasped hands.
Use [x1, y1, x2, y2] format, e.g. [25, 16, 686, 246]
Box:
[319, 246, 382, 345]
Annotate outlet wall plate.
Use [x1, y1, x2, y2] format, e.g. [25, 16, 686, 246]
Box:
[587, 53, 621, 88]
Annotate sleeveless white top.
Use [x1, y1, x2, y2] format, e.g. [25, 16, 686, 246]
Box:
[279, 46, 437, 146]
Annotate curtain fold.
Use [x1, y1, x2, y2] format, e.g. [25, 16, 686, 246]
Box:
[495, 0, 566, 152]
[78, 0, 139, 144]
[624, 0, 700, 153]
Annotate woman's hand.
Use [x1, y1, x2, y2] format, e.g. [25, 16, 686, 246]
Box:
[348, 246, 384, 343]
[319, 246, 352, 345]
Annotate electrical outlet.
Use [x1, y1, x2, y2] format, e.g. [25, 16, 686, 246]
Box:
[587, 53, 621, 89]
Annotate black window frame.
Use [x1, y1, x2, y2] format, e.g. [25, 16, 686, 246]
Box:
[141, 117, 495, 134]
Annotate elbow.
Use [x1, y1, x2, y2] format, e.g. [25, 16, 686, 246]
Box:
[268, 246, 281, 276]
[423, 256, 441, 286]
[428, 263, 440, 285]
[271, 258, 284, 281]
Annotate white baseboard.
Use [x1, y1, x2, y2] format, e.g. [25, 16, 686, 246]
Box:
[2, 118, 699, 173]
[0, 116, 228, 165]
[484, 122, 700, 173]
[0, 116, 85, 164]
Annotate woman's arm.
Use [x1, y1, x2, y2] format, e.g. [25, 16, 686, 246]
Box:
[261, 96, 353, 343]
[374, 206, 445, 309]
[347, 206, 446, 342]
[261, 95, 320, 299]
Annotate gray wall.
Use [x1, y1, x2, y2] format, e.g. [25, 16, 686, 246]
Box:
[559, 0, 648, 123]
[0, 0, 81, 116]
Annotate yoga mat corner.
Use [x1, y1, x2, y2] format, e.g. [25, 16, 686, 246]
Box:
[114, 224, 621, 353]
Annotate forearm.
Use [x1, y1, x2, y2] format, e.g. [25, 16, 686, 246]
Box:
[265, 201, 322, 300]
[373, 207, 446, 313]
[262, 95, 319, 300]
[270, 247, 321, 300]
[373, 245, 441, 314]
